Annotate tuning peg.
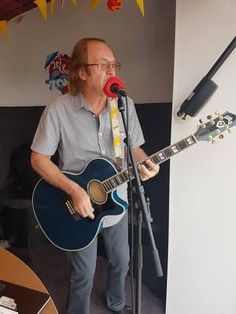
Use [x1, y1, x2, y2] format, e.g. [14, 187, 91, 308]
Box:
[199, 119, 206, 128]
[215, 111, 221, 116]
[219, 134, 224, 139]
[211, 139, 216, 144]
[207, 115, 213, 120]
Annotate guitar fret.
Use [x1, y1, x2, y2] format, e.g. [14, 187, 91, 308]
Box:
[151, 155, 160, 164]
[177, 140, 188, 150]
[102, 182, 109, 192]
[110, 178, 117, 188]
[107, 180, 114, 190]
[157, 151, 166, 161]
[163, 147, 173, 158]
[186, 136, 196, 145]
[119, 172, 127, 182]
[106, 181, 113, 190]
[150, 157, 154, 162]
[122, 172, 128, 181]
[114, 176, 120, 186]
[124, 170, 131, 181]
[116, 175, 123, 184]
[170, 144, 180, 154]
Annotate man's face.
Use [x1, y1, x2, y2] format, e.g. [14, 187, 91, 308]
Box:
[79, 41, 118, 96]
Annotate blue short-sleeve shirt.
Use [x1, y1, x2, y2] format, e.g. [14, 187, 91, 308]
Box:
[31, 93, 144, 172]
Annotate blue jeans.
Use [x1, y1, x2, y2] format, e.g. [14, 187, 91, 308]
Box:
[66, 213, 130, 314]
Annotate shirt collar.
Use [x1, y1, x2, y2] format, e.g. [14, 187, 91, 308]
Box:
[74, 92, 109, 114]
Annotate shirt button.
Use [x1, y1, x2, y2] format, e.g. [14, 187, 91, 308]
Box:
[99, 132, 102, 136]
[102, 150, 106, 155]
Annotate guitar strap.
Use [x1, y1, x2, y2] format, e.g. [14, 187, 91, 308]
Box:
[109, 98, 123, 170]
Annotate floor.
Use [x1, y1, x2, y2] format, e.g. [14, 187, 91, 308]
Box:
[8, 226, 165, 314]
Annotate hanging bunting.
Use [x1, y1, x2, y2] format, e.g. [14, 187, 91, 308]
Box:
[0, 20, 8, 40]
[71, 0, 78, 7]
[1, 0, 145, 41]
[88, 0, 102, 10]
[34, 0, 48, 21]
[107, 0, 123, 11]
[136, 0, 144, 17]
[50, 0, 56, 18]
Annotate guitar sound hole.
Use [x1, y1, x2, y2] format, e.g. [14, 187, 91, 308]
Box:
[88, 180, 107, 204]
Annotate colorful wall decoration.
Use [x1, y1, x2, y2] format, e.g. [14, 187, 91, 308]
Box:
[45, 52, 70, 94]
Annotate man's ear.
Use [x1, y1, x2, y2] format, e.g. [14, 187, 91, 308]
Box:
[78, 68, 87, 81]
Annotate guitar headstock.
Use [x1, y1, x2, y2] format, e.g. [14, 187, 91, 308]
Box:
[194, 111, 236, 142]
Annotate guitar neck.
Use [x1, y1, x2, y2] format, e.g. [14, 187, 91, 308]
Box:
[102, 134, 198, 193]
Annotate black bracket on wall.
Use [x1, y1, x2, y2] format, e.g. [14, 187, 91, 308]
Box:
[177, 35, 236, 119]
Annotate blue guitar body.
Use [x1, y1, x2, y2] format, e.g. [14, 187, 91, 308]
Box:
[32, 158, 128, 251]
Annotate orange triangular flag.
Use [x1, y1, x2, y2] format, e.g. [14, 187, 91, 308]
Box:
[0, 20, 8, 40]
[88, 0, 102, 10]
[34, 0, 48, 21]
[71, 0, 78, 7]
[136, 0, 144, 17]
[50, 0, 56, 17]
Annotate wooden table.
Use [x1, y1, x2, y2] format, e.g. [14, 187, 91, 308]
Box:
[0, 248, 58, 313]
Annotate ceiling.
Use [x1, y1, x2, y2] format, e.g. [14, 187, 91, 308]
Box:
[0, 0, 50, 21]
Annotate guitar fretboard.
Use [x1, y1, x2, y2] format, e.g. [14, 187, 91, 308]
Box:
[102, 135, 197, 192]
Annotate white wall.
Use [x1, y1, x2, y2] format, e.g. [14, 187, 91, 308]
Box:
[0, 0, 175, 106]
[167, 1, 236, 314]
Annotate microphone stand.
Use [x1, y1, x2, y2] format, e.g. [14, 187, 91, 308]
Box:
[117, 95, 163, 314]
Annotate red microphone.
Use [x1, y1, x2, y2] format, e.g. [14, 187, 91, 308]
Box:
[104, 76, 126, 98]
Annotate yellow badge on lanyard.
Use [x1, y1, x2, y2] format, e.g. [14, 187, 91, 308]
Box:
[109, 98, 123, 170]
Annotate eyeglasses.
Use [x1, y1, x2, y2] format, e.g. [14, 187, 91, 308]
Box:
[84, 61, 121, 72]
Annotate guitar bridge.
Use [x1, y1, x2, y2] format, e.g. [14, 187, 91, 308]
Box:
[64, 199, 81, 221]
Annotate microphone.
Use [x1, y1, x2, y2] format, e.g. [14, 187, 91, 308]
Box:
[104, 76, 126, 98]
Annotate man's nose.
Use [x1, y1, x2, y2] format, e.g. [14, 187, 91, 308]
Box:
[106, 64, 116, 75]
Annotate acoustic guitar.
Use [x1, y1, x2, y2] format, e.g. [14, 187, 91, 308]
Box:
[32, 111, 236, 251]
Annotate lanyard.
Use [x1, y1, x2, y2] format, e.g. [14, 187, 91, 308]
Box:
[109, 98, 123, 170]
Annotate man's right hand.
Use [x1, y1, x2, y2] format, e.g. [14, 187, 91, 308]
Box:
[69, 185, 95, 220]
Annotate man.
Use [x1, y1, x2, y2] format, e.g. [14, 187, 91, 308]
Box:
[31, 38, 159, 314]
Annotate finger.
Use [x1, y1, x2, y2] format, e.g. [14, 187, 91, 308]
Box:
[145, 159, 158, 171]
[145, 160, 160, 175]
[138, 165, 149, 181]
[86, 199, 95, 219]
[75, 206, 95, 219]
[87, 208, 95, 219]
[81, 199, 95, 219]
[139, 164, 150, 176]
